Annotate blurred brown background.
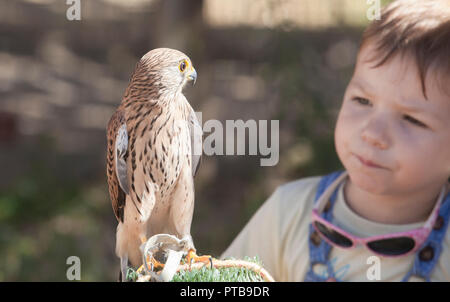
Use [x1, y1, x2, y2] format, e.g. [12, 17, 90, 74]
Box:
[0, 0, 390, 281]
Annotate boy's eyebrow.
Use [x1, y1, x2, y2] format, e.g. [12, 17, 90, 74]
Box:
[348, 79, 376, 98]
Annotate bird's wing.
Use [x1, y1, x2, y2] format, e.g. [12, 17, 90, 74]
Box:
[107, 109, 129, 223]
[115, 123, 130, 194]
[188, 108, 202, 177]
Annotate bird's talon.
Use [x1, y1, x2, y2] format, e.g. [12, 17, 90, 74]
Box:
[136, 265, 145, 274]
[185, 249, 214, 270]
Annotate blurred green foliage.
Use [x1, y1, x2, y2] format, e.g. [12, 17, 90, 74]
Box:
[0, 136, 116, 281]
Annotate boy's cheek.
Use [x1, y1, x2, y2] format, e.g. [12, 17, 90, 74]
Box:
[337, 104, 358, 125]
[335, 114, 355, 143]
[334, 123, 349, 163]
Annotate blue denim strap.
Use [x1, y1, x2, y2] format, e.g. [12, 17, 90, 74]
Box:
[305, 171, 344, 281]
[401, 191, 450, 282]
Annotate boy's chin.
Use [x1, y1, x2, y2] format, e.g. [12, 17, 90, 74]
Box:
[346, 168, 392, 195]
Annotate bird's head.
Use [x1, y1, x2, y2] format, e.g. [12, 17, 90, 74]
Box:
[131, 48, 197, 98]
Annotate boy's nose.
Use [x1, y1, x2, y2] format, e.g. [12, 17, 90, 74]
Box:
[360, 116, 389, 150]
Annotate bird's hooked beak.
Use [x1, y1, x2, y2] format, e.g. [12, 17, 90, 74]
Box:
[186, 67, 197, 86]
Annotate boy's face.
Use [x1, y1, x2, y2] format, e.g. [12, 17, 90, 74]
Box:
[335, 42, 450, 196]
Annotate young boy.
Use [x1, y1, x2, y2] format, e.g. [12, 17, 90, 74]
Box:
[221, 0, 450, 282]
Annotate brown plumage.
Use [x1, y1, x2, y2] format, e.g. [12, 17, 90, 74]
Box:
[106, 48, 201, 280]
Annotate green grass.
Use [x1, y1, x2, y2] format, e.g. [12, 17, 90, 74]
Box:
[127, 257, 267, 282]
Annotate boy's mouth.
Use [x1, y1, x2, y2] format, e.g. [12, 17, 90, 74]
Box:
[352, 153, 387, 170]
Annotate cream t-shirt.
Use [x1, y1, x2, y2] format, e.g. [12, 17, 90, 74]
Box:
[221, 175, 450, 281]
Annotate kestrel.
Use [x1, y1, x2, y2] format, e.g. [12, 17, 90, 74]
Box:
[106, 48, 203, 281]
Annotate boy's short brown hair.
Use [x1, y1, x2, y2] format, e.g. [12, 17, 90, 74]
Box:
[360, 0, 450, 98]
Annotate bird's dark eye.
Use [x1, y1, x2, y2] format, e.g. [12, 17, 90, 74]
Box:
[179, 60, 188, 72]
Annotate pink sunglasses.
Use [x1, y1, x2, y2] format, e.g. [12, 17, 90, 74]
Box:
[311, 172, 447, 257]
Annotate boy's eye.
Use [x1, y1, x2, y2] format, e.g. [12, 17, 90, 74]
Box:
[403, 115, 428, 128]
[352, 97, 371, 106]
[349, 97, 429, 129]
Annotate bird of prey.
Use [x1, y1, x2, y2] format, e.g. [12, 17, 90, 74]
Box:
[106, 48, 203, 281]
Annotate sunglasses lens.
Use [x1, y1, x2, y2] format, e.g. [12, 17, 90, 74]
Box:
[367, 237, 415, 256]
[314, 221, 353, 247]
